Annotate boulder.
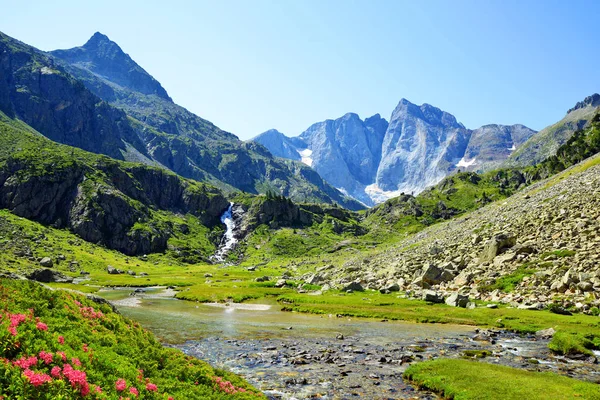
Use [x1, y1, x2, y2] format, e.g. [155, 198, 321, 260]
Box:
[480, 234, 516, 262]
[422, 290, 444, 303]
[445, 293, 469, 308]
[343, 281, 364, 292]
[379, 282, 400, 294]
[255, 276, 270, 282]
[28, 268, 73, 283]
[39, 257, 53, 268]
[107, 265, 122, 274]
[413, 263, 454, 287]
[535, 327, 556, 339]
[275, 279, 287, 288]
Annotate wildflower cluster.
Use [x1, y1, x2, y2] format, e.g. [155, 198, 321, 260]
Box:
[212, 376, 249, 395]
[0, 279, 262, 399]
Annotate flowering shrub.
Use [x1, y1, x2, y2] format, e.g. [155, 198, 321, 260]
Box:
[0, 279, 263, 399]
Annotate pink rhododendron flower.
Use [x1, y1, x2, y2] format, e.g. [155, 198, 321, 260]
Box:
[63, 364, 89, 395]
[57, 351, 67, 361]
[39, 351, 53, 365]
[58, 335, 65, 344]
[115, 378, 127, 391]
[129, 387, 139, 397]
[35, 322, 48, 331]
[14, 356, 38, 369]
[71, 357, 81, 366]
[23, 369, 51, 387]
[145, 383, 157, 392]
[51, 366, 61, 378]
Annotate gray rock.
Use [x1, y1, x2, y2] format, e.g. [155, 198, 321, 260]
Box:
[535, 327, 556, 339]
[343, 281, 364, 292]
[255, 276, 270, 283]
[445, 293, 469, 308]
[27, 268, 73, 283]
[480, 234, 516, 262]
[422, 290, 444, 303]
[106, 265, 121, 274]
[414, 263, 454, 287]
[379, 282, 400, 293]
[275, 279, 287, 288]
[39, 257, 53, 268]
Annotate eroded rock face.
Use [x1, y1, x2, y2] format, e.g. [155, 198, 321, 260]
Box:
[0, 158, 229, 256]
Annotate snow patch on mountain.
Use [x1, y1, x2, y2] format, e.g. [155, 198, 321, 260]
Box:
[456, 156, 477, 168]
[298, 148, 313, 167]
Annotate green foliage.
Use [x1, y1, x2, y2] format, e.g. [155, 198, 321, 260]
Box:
[479, 266, 537, 293]
[540, 249, 576, 259]
[548, 332, 597, 356]
[404, 359, 600, 400]
[0, 279, 262, 399]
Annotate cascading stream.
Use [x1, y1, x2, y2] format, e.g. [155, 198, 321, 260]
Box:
[212, 202, 237, 262]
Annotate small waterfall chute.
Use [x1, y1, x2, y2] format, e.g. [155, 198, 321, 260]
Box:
[211, 202, 237, 262]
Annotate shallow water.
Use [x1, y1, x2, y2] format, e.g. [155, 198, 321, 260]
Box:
[103, 287, 600, 399]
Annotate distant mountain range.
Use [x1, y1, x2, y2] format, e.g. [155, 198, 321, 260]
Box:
[0, 31, 363, 210]
[253, 100, 537, 206]
[1, 30, 597, 210]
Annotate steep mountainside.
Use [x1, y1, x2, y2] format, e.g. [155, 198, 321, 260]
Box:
[506, 94, 600, 167]
[0, 32, 149, 162]
[254, 100, 535, 206]
[462, 124, 536, 170]
[0, 111, 229, 258]
[45, 32, 362, 210]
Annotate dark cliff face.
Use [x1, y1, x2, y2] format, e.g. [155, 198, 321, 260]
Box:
[0, 117, 229, 256]
[0, 32, 148, 161]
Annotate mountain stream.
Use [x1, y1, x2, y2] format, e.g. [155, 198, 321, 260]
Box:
[102, 287, 600, 399]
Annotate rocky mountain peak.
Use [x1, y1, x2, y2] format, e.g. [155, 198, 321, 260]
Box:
[84, 32, 111, 46]
[567, 93, 600, 114]
[393, 99, 462, 129]
[51, 33, 172, 102]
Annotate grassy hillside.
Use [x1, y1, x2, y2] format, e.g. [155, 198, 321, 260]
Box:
[0, 111, 228, 259]
[0, 279, 262, 399]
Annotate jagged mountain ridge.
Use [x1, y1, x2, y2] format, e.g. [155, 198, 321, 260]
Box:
[254, 100, 536, 206]
[0, 30, 363, 210]
[506, 93, 600, 167]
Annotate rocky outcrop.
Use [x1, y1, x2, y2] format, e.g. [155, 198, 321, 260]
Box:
[238, 197, 363, 236]
[0, 129, 229, 255]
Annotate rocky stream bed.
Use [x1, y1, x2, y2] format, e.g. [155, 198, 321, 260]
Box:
[101, 287, 600, 400]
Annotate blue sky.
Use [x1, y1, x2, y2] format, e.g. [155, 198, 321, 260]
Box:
[1, 0, 598, 139]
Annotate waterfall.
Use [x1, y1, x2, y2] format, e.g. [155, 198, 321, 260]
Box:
[211, 202, 237, 262]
